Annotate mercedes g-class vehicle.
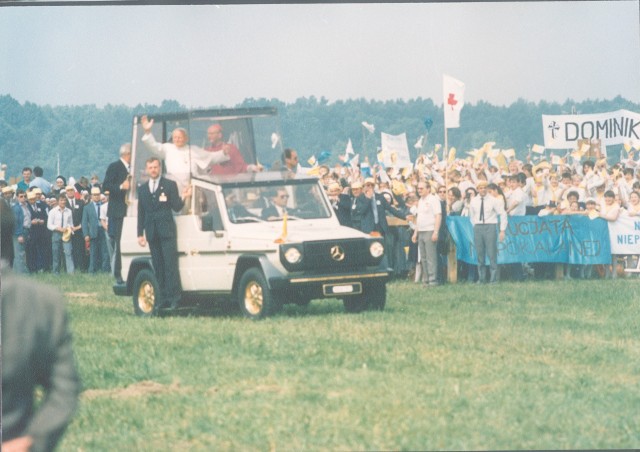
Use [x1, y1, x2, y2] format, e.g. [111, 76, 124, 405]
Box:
[113, 108, 388, 318]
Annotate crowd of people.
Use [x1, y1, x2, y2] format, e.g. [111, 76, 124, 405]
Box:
[2, 166, 113, 276]
[4, 130, 640, 286]
[319, 148, 640, 283]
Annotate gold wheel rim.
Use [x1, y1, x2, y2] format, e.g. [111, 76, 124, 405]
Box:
[137, 281, 155, 314]
[244, 281, 263, 315]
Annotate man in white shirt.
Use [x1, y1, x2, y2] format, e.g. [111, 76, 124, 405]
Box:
[506, 175, 527, 216]
[468, 181, 508, 283]
[47, 195, 75, 274]
[505, 175, 527, 280]
[411, 182, 442, 286]
[140, 115, 230, 193]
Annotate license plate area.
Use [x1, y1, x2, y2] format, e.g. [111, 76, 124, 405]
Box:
[323, 282, 362, 296]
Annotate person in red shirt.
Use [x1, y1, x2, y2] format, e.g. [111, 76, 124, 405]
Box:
[207, 124, 261, 175]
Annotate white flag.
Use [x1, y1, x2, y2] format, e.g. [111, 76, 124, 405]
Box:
[443, 74, 465, 129]
[531, 144, 546, 154]
[349, 154, 360, 169]
[345, 138, 355, 156]
[414, 136, 424, 149]
[361, 121, 375, 134]
[270, 132, 280, 149]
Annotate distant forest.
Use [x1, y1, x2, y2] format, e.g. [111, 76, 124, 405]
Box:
[1, 94, 638, 183]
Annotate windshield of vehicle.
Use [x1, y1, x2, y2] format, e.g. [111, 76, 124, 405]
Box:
[222, 180, 332, 223]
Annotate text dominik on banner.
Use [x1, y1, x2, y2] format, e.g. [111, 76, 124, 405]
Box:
[542, 109, 640, 149]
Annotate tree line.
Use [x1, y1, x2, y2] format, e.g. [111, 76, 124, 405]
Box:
[1, 94, 638, 183]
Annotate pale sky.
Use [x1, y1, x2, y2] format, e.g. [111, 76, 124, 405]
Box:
[0, 1, 638, 108]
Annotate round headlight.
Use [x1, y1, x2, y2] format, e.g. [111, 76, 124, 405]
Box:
[369, 241, 384, 258]
[284, 247, 302, 264]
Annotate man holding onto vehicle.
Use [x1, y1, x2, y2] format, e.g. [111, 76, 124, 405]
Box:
[137, 157, 190, 311]
[103, 143, 131, 284]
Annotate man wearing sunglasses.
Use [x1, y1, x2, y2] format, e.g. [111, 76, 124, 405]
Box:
[261, 188, 291, 221]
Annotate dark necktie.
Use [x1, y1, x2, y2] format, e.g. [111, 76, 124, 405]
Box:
[479, 197, 485, 223]
[372, 196, 379, 224]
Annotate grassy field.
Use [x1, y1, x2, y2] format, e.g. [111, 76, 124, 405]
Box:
[31, 272, 640, 451]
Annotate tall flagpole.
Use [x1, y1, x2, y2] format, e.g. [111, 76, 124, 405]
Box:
[443, 98, 448, 191]
[362, 125, 366, 160]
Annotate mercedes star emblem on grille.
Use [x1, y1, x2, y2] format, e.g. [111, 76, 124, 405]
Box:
[330, 245, 345, 261]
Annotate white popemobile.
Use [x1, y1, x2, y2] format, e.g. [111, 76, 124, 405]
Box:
[113, 108, 389, 318]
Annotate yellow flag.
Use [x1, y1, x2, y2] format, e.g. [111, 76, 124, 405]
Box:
[495, 153, 508, 171]
[482, 142, 496, 152]
[502, 148, 516, 159]
[275, 212, 288, 243]
[447, 147, 456, 165]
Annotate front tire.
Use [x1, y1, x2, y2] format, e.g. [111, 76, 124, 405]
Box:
[343, 283, 386, 313]
[237, 268, 281, 320]
[343, 295, 366, 313]
[132, 269, 159, 317]
[366, 283, 386, 311]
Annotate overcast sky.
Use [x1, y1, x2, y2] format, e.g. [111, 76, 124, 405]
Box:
[1, 1, 638, 109]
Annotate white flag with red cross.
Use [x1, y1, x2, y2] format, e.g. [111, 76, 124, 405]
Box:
[443, 74, 465, 129]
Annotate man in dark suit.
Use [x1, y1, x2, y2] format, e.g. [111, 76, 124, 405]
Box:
[261, 187, 291, 220]
[224, 191, 257, 222]
[82, 187, 110, 273]
[102, 143, 132, 284]
[1, 200, 81, 452]
[360, 178, 406, 236]
[137, 157, 188, 311]
[64, 185, 87, 272]
[327, 182, 352, 227]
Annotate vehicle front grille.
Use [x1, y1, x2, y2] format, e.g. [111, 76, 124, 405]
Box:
[302, 239, 371, 271]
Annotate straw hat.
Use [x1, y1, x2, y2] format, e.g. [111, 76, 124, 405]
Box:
[62, 227, 73, 242]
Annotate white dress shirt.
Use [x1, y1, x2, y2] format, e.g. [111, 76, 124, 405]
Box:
[47, 206, 73, 231]
[469, 194, 508, 230]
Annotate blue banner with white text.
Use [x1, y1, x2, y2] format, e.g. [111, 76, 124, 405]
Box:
[446, 215, 611, 265]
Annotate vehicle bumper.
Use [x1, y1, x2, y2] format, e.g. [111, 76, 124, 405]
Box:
[268, 268, 389, 299]
[113, 281, 128, 296]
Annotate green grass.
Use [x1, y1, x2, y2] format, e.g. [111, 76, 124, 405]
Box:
[31, 273, 640, 450]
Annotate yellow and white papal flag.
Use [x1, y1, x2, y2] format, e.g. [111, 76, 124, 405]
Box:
[443, 74, 465, 129]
